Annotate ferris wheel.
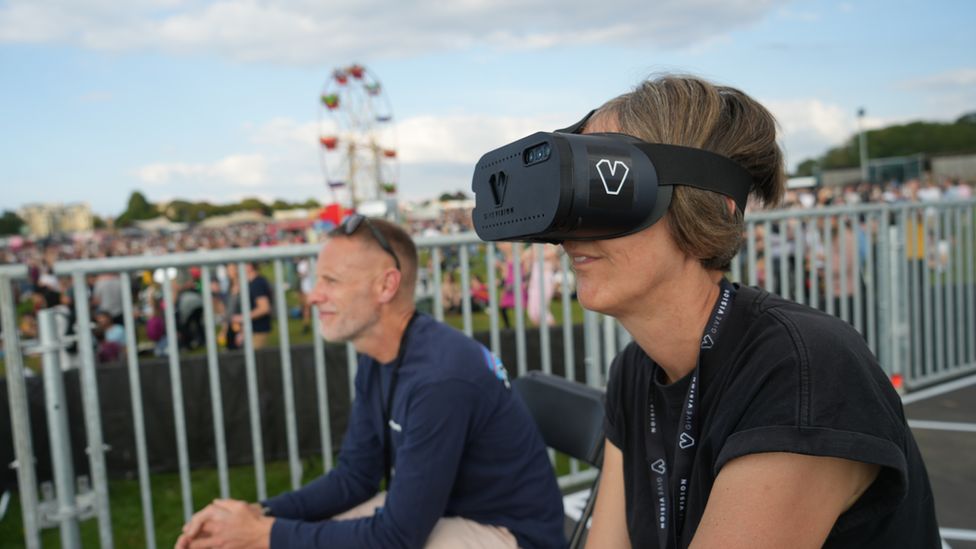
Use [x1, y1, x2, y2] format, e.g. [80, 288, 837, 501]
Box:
[318, 63, 398, 212]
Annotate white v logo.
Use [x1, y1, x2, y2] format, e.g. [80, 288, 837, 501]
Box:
[595, 159, 630, 195]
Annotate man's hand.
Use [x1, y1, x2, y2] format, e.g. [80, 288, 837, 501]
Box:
[174, 499, 273, 549]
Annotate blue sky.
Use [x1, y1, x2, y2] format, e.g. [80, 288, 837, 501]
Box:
[1, 0, 974, 217]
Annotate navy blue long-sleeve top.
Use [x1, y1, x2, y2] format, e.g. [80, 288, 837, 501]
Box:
[262, 314, 566, 548]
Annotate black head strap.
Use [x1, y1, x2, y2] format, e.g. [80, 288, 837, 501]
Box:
[636, 143, 752, 214]
[557, 109, 753, 213]
[555, 109, 596, 134]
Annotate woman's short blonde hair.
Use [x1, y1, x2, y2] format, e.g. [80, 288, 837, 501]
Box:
[593, 74, 785, 271]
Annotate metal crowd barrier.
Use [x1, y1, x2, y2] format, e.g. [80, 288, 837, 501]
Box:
[2, 198, 974, 547]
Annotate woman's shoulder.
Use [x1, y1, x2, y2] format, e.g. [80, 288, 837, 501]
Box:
[720, 285, 905, 435]
[732, 284, 871, 364]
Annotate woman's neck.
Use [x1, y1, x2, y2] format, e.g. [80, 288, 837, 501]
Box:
[620, 269, 724, 384]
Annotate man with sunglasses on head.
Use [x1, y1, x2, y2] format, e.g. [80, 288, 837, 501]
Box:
[176, 215, 566, 549]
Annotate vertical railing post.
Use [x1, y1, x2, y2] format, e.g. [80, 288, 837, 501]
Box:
[535, 245, 552, 375]
[162, 274, 194, 522]
[273, 260, 303, 491]
[513, 243, 527, 376]
[459, 245, 473, 337]
[71, 272, 114, 548]
[200, 266, 230, 500]
[119, 272, 156, 548]
[2, 273, 42, 549]
[238, 262, 268, 501]
[486, 243, 501, 357]
[583, 310, 602, 387]
[38, 309, 82, 549]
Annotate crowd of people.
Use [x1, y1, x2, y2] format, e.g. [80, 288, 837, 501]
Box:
[3, 175, 973, 368]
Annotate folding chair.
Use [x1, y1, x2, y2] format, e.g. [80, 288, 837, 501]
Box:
[513, 371, 605, 548]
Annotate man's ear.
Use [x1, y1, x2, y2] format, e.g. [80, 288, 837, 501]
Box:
[377, 269, 402, 304]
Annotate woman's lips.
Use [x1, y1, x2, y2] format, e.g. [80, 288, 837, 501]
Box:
[569, 253, 599, 266]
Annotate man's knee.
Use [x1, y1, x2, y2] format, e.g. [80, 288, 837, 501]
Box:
[424, 517, 518, 549]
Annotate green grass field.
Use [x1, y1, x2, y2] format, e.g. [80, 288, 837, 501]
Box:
[0, 452, 587, 548]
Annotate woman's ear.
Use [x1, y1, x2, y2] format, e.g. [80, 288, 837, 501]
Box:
[725, 196, 737, 217]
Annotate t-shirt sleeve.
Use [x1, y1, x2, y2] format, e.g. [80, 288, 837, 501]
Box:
[713, 340, 910, 533]
[254, 277, 272, 301]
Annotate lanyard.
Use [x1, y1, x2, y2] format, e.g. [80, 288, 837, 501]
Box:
[645, 279, 735, 549]
[380, 312, 418, 489]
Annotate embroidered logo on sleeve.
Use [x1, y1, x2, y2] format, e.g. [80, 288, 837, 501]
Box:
[481, 347, 512, 389]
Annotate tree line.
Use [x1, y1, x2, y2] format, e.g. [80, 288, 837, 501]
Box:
[795, 111, 976, 176]
[114, 192, 322, 227]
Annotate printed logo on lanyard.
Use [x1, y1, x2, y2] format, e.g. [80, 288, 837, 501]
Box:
[645, 279, 735, 549]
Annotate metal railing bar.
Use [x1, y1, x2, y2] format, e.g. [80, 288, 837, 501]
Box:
[120, 272, 157, 548]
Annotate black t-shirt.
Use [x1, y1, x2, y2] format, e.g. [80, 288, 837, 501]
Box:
[249, 275, 272, 333]
[604, 284, 940, 548]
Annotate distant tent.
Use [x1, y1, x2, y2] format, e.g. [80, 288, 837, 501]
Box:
[134, 217, 189, 232]
[200, 210, 270, 228]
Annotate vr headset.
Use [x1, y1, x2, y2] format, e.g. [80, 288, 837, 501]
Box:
[471, 110, 755, 242]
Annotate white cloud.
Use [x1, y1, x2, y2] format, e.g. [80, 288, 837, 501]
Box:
[765, 98, 888, 169]
[0, 0, 783, 65]
[898, 67, 976, 120]
[140, 97, 915, 201]
[244, 111, 571, 164]
[777, 8, 821, 22]
[79, 90, 113, 102]
[136, 153, 268, 186]
[393, 113, 569, 164]
[901, 67, 976, 89]
[248, 117, 319, 148]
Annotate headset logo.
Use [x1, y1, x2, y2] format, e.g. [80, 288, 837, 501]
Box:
[679, 432, 696, 449]
[650, 459, 666, 475]
[701, 334, 714, 349]
[595, 159, 630, 195]
[489, 171, 508, 207]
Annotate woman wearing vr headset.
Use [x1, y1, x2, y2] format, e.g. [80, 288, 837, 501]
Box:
[570, 76, 940, 548]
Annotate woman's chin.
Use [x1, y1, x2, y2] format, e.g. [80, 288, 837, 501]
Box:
[575, 286, 614, 316]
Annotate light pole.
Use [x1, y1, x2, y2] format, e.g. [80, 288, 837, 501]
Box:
[858, 107, 869, 183]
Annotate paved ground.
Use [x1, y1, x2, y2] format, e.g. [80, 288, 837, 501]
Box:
[904, 374, 976, 549]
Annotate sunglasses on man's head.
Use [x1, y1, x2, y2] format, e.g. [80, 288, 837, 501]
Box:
[331, 214, 401, 271]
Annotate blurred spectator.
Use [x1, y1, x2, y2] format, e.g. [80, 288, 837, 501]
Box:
[441, 271, 463, 314]
[470, 274, 490, 311]
[296, 257, 315, 333]
[146, 297, 167, 357]
[220, 263, 245, 350]
[497, 242, 528, 329]
[229, 262, 272, 349]
[175, 271, 205, 350]
[526, 244, 560, 327]
[93, 309, 125, 363]
[91, 272, 124, 325]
